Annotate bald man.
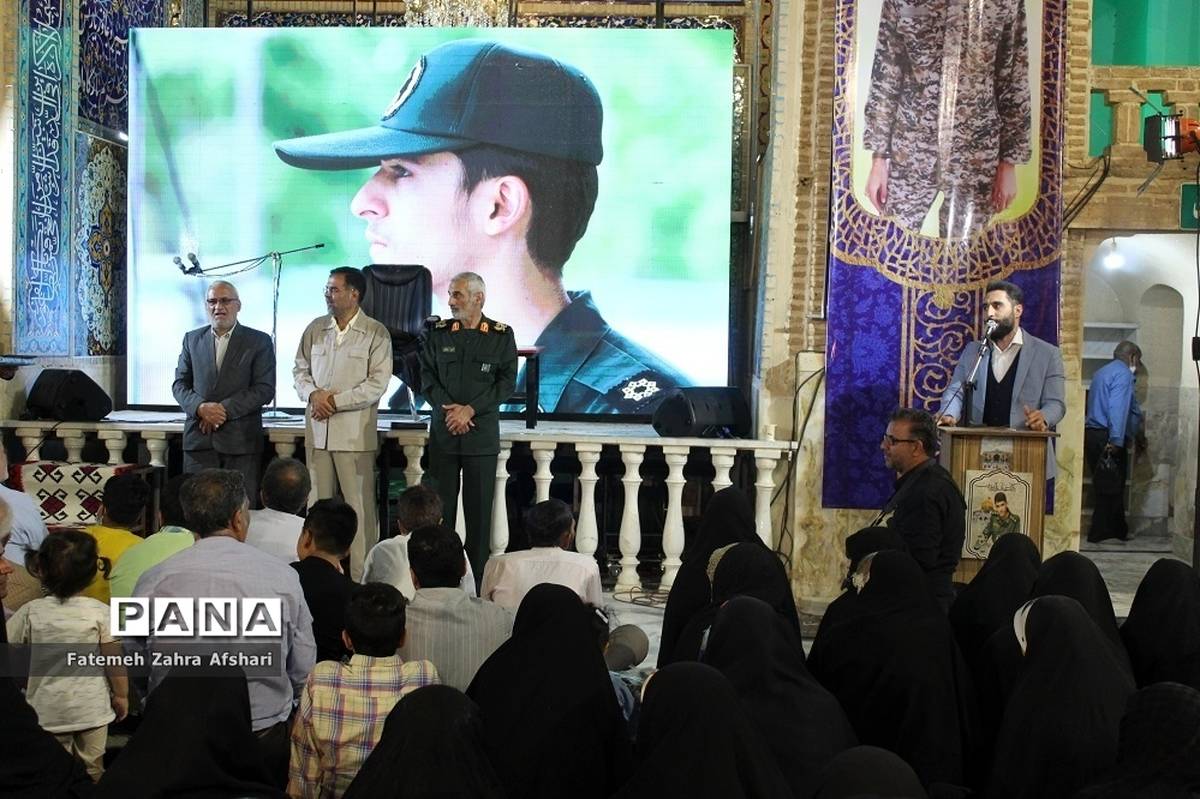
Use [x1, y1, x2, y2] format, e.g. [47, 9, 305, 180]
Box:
[172, 281, 275, 505]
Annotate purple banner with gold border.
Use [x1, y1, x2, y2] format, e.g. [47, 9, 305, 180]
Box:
[823, 0, 1065, 508]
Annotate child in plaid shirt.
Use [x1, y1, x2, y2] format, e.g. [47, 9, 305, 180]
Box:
[287, 582, 439, 798]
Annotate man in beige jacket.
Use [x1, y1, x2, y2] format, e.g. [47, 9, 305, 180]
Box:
[293, 266, 393, 579]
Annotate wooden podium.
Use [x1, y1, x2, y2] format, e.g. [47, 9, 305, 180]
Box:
[937, 426, 1058, 583]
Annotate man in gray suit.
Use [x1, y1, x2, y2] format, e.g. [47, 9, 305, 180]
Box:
[937, 279, 1065, 476]
[172, 281, 275, 504]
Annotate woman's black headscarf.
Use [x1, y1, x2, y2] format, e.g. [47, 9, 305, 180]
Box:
[813, 746, 930, 799]
[658, 488, 761, 667]
[0, 615, 94, 798]
[1072, 681, 1200, 799]
[703, 596, 857, 798]
[985, 596, 1135, 799]
[94, 666, 285, 799]
[466, 583, 630, 799]
[1120, 558, 1200, 690]
[842, 526, 907, 589]
[948, 532, 1040, 663]
[807, 550, 975, 790]
[609, 662, 793, 799]
[668, 542, 802, 664]
[343, 684, 505, 799]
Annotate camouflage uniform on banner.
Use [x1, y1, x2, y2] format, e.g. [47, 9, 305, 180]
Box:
[982, 510, 1022, 540]
[864, 0, 1033, 238]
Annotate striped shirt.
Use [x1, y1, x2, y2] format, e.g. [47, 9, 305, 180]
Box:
[398, 587, 514, 691]
[287, 653, 439, 798]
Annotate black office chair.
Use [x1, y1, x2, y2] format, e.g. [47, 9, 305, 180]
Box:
[361, 264, 432, 419]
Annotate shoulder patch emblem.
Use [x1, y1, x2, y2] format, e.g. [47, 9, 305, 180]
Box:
[494, 321, 508, 332]
[621, 377, 660, 402]
[435, 319, 448, 329]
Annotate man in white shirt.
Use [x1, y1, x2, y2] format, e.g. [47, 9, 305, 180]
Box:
[0, 447, 48, 569]
[400, 524, 512, 690]
[363, 483, 475, 598]
[481, 498, 603, 610]
[246, 457, 310, 562]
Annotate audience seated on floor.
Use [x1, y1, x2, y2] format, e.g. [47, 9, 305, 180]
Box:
[129, 467, 315, 785]
[108, 473, 196, 599]
[814, 746, 929, 799]
[292, 498, 357, 664]
[96, 666, 286, 798]
[343, 685, 505, 799]
[468, 583, 631, 799]
[82, 472, 150, 603]
[0, 446, 49, 572]
[0, 497, 44, 614]
[480, 498, 602, 610]
[288, 582, 439, 799]
[1119, 558, 1200, 691]
[7, 530, 128, 782]
[398, 523, 512, 691]
[658, 487, 763, 668]
[362, 483, 475, 598]
[246, 457, 310, 563]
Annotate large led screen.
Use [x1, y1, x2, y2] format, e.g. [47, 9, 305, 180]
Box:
[128, 28, 734, 415]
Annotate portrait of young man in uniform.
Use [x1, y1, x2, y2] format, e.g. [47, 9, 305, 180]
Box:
[861, 0, 1033, 238]
[274, 38, 690, 414]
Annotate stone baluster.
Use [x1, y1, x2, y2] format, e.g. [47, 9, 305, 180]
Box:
[754, 451, 783, 547]
[402, 444, 425, 490]
[270, 431, 299, 460]
[711, 446, 738, 490]
[660, 445, 690, 589]
[63, 432, 86, 463]
[531, 442, 556, 502]
[16, 427, 43, 462]
[98, 431, 128, 465]
[141, 432, 169, 468]
[575, 443, 603, 557]
[1105, 90, 1149, 161]
[617, 444, 645, 590]
[491, 443, 512, 556]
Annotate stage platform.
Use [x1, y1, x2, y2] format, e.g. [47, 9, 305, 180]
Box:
[0, 413, 796, 591]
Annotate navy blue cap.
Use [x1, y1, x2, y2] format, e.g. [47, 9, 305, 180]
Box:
[273, 38, 604, 170]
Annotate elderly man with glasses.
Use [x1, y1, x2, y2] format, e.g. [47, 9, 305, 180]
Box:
[172, 280, 275, 506]
[874, 407, 966, 610]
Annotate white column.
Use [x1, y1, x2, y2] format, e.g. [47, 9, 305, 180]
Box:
[270, 431, 298, 459]
[142, 432, 169, 468]
[16, 427, 43, 462]
[754, 452, 783, 548]
[617, 444, 645, 590]
[531, 442, 556, 502]
[98, 431, 128, 465]
[490, 443, 512, 556]
[660, 445, 690, 590]
[63, 434, 86, 463]
[711, 446, 737, 490]
[575, 443, 603, 557]
[402, 444, 424, 489]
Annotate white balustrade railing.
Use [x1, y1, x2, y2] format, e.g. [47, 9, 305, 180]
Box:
[2, 416, 796, 587]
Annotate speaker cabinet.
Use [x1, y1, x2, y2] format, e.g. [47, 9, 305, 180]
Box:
[651, 387, 751, 438]
[26, 369, 113, 422]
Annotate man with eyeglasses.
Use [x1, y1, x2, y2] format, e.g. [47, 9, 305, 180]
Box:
[293, 266, 393, 579]
[173, 280, 275, 505]
[876, 407, 965, 610]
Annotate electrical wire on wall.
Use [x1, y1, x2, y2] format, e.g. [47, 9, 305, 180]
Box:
[772, 356, 826, 574]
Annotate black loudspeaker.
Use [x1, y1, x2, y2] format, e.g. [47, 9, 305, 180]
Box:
[25, 369, 113, 422]
[652, 387, 751, 438]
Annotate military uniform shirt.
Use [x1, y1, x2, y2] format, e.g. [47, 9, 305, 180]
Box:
[982, 512, 1021, 540]
[525, 290, 690, 415]
[419, 316, 517, 455]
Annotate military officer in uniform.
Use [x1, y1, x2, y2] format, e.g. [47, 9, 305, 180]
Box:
[419, 272, 517, 577]
[862, 0, 1032, 238]
[274, 38, 689, 415]
[981, 491, 1021, 540]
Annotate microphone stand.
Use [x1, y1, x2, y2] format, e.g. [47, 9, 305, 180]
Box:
[181, 242, 325, 419]
[961, 337, 992, 428]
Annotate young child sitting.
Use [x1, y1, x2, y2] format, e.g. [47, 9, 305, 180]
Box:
[5, 530, 128, 781]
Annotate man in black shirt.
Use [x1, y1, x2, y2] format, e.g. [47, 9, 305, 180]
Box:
[877, 407, 966, 610]
[292, 499, 357, 662]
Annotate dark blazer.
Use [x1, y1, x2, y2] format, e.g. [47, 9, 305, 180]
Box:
[172, 324, 275, 454]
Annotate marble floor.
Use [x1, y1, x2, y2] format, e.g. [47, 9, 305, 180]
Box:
[600, 547, 1187, 671]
